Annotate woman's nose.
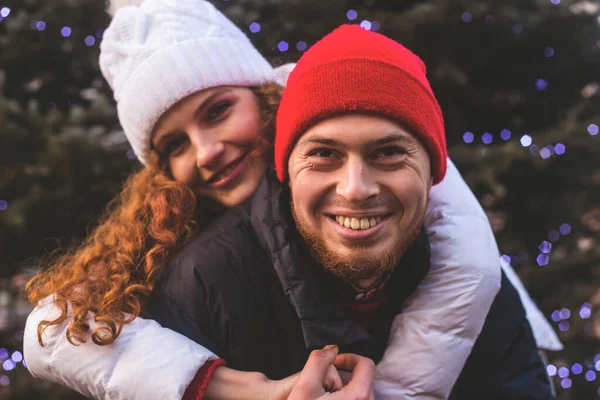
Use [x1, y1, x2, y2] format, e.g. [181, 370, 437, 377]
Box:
[195, 140, 225, 170]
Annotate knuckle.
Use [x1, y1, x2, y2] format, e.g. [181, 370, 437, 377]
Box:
[309, 349, 327, 359]
[363, 357, 376, 369]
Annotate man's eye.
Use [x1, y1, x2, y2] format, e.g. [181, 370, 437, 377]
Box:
[373, 146, 407, 158]
[310, 149, 337, 158]
[205, 100, 232, 122]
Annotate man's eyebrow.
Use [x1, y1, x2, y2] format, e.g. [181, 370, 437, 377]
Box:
[300, 132, 418, 148]
[302, 135, 344, 147]
[366, 133, 419, 147]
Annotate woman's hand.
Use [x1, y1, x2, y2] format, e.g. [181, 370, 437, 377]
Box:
[287, 345, 376, 400]
[204, 346, 375, 400]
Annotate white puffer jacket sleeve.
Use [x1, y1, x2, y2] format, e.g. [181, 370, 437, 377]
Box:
[373, 158, 502, 399]
[373, 159, 562, 399]
[23, 296, 217, 400]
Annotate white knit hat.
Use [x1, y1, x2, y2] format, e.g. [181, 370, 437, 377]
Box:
[100, 0, 274, 165]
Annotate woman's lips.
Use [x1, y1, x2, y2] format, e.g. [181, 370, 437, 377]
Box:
[206, 153, 248, 188]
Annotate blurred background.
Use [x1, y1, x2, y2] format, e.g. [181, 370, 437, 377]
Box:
[0, 0, 598, 398]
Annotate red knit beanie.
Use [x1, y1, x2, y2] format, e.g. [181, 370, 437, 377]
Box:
[274, 25, 447, 184]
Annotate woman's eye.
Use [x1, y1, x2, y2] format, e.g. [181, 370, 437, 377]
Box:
[205, 100, 232, 122]
[163, 136, 187, 156]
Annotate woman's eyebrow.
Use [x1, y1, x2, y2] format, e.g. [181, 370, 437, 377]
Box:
[152, 88, 234, 149]
[193, 87, 233, 120]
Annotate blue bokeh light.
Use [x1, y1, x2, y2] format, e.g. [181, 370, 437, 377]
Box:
[530, 144, 540, 155]
[536, 79, 548, 91]
[61, 26, 72, 37]
[512, 24, 523, 34]
[500, 129, 511, 140]
[296, 41, 307, 51]
[249, 22, 261, 33]
[559, 223, 571, 235]
[126, 149, 136, 160]
[580, 303, 592, 319]
[520, 134, 532, 147]
[585, 370, 596, 381]
[10, 352, 22, 363]
[540, 147, 551, 159]
[277, 41, 289, 52]
[551, 310, 562, 322]
[482, 132, 493, 144]
[536, 254, 549, 266]
[2, 360, 15, 372]
[558, 367, 570, 378]
[539, 241, 552, 253]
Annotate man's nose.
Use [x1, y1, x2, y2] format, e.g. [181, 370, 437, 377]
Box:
[336, 157, 379, 203]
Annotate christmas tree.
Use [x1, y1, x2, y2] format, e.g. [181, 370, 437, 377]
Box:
[0, 0, 598, 398]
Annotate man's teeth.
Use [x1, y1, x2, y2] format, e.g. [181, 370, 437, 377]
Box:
[335, 216, 382, 230]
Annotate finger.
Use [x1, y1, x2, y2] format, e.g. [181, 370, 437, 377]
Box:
[323, 364, 343, 392]
[295, 345, 339, 387]
[333, 354, 375, 396]
[273, 372, 299, 399]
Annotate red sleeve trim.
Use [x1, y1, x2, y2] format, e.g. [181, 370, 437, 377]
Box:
[182, 358, 226, 400]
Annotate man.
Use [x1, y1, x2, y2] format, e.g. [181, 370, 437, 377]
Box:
[149, 25, 554, 399]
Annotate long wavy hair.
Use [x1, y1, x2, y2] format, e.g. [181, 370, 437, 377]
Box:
[26, 82, 282, 347]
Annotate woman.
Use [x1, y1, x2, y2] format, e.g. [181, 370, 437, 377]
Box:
[23, 0, 561, 399]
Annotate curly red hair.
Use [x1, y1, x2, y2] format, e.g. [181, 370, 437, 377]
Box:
[26, 82, 282, 346]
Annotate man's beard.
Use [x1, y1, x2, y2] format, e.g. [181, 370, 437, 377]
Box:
[291, 201, 426, 286]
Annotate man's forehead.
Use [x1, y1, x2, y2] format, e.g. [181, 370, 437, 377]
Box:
[298, 125, 420, 149]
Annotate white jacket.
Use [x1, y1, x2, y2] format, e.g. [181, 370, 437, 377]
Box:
[24, 159, 562, 399]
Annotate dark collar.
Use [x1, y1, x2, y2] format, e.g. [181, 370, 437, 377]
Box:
[249, 168, 431, 350]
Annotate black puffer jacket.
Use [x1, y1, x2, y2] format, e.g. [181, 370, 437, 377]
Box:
[148, 169, 554, 399]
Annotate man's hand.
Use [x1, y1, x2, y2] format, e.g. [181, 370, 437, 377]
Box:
[287, 345, 376, 400]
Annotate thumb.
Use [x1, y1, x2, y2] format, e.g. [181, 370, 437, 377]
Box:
[295, 345, 339, 385]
